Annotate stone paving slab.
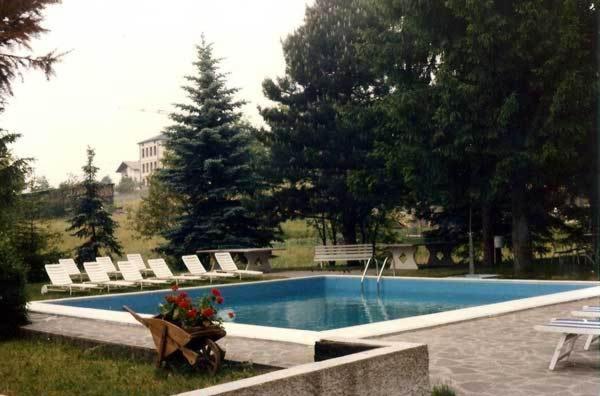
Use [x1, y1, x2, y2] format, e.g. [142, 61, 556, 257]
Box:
[376, 297, 600, 396]
[24, 313, 313, 369]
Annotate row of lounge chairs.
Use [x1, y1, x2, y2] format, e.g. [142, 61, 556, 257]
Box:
[42, 252, 263, 295]
[536, 305, 600, 370]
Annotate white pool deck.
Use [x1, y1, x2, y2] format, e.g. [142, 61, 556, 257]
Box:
[28, 275, 600, 345]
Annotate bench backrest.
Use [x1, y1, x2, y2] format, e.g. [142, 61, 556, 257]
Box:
[126, 254, 147, 271]
[118, 261, 143, 282]
[182, 255, 207, 275]
[83, 262, 110, 283]
[214, 252, 239, 272]
[314, 244, 373, 262]
[96, 256, 117, 273]
[45, 264, 73, 286]
[147, 258, 174, 278]
[58, 258, 81, 276]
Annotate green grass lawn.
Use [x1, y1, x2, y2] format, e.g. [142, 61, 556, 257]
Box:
[0, 338, 267, 396]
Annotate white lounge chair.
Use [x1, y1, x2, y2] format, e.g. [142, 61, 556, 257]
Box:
[83, 262, 136, 291]
[96, 256, 122, 279]
[181, 255, 235, 283]
[42, 264, 101, 295]
[126, 253, 154, 276]
[572, 306, 600, 350]
[535, 318, 600, 370]
[214, 252, 263, 279]
[58, 258, 87, 282]
[147, 258, 203, 285]
[117, 261, 168, 290]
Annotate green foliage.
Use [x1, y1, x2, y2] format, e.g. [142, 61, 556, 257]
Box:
[0, 234, 28, 338]
[158, 38, 279, 257]
[260, 0, 397, 245]
[66, 147, 122, 263]
[116, 175, 138, 194]
[14, 182, 64, 281]
[431, 384, 456, 396]
[0, 132, 29, 338]
[100, 175, 113, 185]
[128, 174, 179, 240]
[0, 0, 62, 106]
[371, 0, 597, 271]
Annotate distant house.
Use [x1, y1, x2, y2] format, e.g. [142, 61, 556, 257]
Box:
[138, 134, 167, 185]
[116, 134, 168, 187]
[115, 161, 141, 182]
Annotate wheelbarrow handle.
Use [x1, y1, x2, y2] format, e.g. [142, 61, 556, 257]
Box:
[123, 305, 147, 326]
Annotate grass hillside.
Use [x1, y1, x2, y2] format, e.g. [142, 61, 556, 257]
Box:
[48, 197, 318, 268]
[48, 198, 163, 261]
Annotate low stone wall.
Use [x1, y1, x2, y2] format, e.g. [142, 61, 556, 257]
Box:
[178, 338, 430, 396]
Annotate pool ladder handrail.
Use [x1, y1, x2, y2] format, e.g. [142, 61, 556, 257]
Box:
[377, 256, 389, 284]
[361, 257, 379, 284]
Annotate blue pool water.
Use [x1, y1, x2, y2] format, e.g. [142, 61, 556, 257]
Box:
[51, 277, 593, 331]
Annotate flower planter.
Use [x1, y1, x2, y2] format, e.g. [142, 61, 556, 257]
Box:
[124, 306, 226, 374]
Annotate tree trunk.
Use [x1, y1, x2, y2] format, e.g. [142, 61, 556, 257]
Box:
[341, 215, 357, 245]
[481, 202, 495, 268]
[341, 213, 358, 267]
[511, 183, 532, 274]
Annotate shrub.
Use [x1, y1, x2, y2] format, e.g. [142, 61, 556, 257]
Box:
[0, 236, 28, 338]
[432, 384, 457, 396]
[116, 176, 138, 194]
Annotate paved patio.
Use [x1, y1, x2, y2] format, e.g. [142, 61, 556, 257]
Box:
[377, 297, 600, 396]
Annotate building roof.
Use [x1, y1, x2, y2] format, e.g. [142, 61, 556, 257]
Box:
[137, 134, 168, 145]
[116, 161, 140, 173]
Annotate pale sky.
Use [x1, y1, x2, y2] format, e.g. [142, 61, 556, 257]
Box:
[2, 0, 311, 186]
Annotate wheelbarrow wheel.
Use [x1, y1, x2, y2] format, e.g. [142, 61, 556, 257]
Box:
[196, 339, 222, 375]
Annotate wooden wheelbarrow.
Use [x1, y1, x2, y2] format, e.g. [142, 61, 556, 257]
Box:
[124, 306, 226, 374]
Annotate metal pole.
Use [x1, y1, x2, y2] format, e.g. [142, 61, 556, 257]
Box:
[469, 205, 475, 275]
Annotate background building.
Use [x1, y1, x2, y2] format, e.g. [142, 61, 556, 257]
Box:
[116, 134, 168, 187]
[139, 134, 167, 185]
[115, 161, 141, 183]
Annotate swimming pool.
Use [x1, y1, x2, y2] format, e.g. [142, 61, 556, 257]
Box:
[30, 275, 600, 344]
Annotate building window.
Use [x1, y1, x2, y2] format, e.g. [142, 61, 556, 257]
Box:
[153, 146, 157, 156]
[141, 148, 144, 158]
[154, 161, 157, 170]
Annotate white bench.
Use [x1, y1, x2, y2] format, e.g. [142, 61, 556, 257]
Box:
[314, 244, 374, 269]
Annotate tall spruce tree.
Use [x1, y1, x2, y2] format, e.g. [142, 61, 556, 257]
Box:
[158, 39, 277, 257]
[67, 147, 122, 263]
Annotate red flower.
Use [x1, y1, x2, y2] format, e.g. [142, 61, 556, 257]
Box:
[211, 288, 221, 297]
[179, 291, 188, 298]
[228, 311, 235, 319]
[186, 309, 197, 319]
[171, 284, 179, 291]
[178, 300, 190, 309]
[201, 307, 215, 318]
[216, 296, 224, 304]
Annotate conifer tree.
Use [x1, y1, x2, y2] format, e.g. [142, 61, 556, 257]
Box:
[67, 147, 122, 263]
[159, 39, 278, 257]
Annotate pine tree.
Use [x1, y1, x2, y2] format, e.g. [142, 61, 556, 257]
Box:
[67, 147, 122, 263]
[159, 39, 278, 257]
